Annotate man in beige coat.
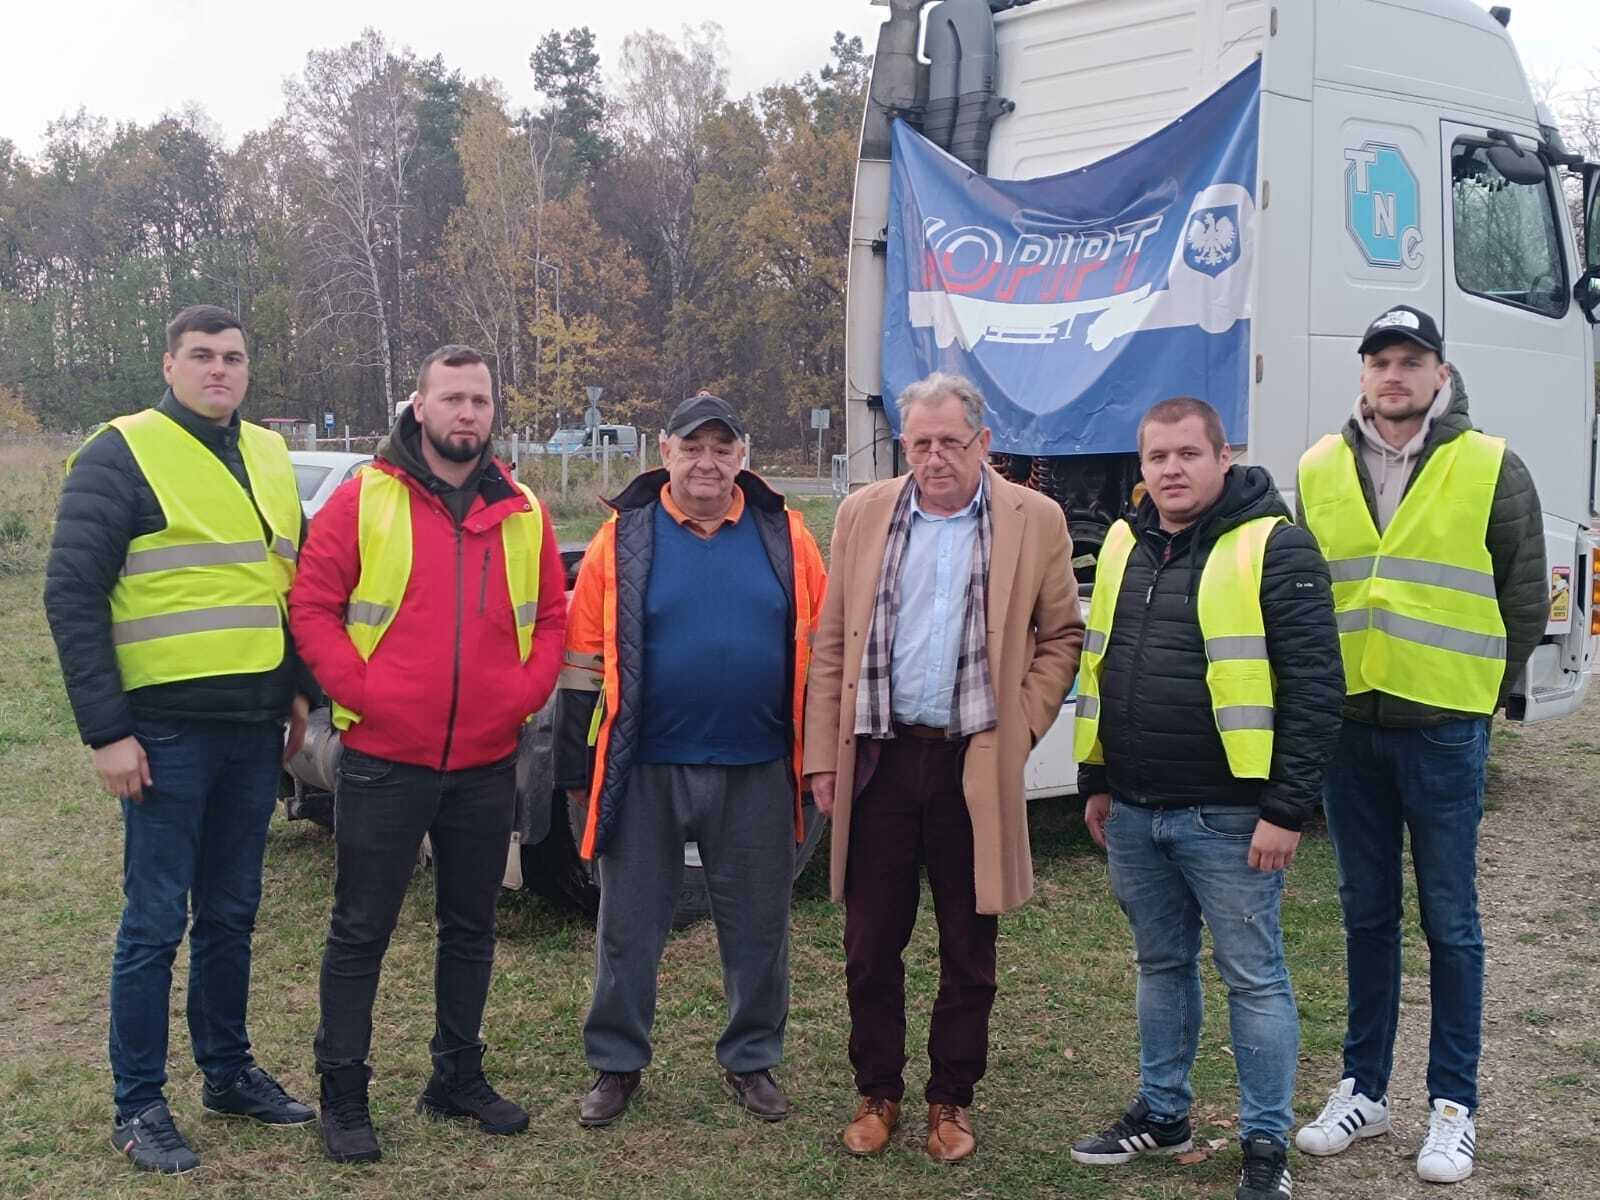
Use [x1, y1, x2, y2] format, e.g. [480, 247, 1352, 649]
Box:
[804, 372, 1082, 1163]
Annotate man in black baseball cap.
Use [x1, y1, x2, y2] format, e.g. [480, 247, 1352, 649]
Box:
[1293, 302, 1547, 1185]
[1355, 304, 1444, 359]
[556, 388, 826, 1129]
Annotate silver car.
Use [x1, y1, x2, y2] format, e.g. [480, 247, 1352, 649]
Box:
[290, 450, 373, 520]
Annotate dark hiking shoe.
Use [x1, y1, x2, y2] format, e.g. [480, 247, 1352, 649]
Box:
[111, 1102, 200, 1174]
[579, 1070, 641, 1127]
[1236, 1133, 1293, 1199]
[722, 1068, 791, 1121]
[418, 1071, 529, 1135]
[1070, 1096, 1195, 1165]
[319, 1067, 381, 1164]
[202, 1065, 315, 1126]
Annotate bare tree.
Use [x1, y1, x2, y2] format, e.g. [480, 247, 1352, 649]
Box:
[285, 28, 419, 421]
[616, 23, 730, 305]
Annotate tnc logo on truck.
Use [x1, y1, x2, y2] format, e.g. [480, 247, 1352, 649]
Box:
[1343, 142, 1423, 270]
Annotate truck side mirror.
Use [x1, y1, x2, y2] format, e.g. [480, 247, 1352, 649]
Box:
[1487, 140, 1547, 186]
[1576, 269, 1600, 324]
[1586, 162, 1600, 273]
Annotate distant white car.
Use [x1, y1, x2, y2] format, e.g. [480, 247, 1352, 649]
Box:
[290, 450, 373, 520]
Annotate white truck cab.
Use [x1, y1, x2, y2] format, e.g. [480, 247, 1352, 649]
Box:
[846, 0, 1600, 796]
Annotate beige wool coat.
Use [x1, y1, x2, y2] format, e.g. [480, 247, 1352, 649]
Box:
[802, 467, 1084, 915]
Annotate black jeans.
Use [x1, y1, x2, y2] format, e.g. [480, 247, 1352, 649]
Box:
[314, 748, 516, 1078]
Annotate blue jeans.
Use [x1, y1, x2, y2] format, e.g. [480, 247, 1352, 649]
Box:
[109, 716, 282, 1117]
[1323, 717, 1488, 1111]
[1105, 797, 1299, 1146]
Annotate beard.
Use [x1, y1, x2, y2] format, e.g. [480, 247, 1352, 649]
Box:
[425, 426, 484, 464]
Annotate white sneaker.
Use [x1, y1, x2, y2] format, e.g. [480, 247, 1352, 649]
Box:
[1416, 1098, 1476, 1183]
[1295, 1077, 1390, 1156]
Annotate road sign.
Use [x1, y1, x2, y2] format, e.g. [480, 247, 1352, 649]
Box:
[323, 410, 335, 431]
[811, 407, 831, 430]
[584, 406, 602, 429]
[585, 385, 604, 406]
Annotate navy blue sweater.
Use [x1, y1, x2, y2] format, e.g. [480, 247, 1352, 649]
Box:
[637, 505, 789, 765]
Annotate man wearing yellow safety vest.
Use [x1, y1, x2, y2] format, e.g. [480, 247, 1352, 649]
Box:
[289, 344, 567, 1164]
[44, 305, 316, 1175]
[1071, 397, 1343, 1200]
[1294, 306, 1547, 1186]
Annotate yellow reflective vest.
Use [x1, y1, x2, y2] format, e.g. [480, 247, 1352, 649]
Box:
[82, 408, 301, 691]
[1074, 515, 1283, 779]
[1297, 430, 1506, 714]
[332, 467, 544, 730]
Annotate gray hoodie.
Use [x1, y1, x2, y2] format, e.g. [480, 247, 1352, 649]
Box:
[1352, 372, 1457, 531]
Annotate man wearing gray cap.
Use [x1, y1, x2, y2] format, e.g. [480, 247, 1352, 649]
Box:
[555, 391, 827, 1128]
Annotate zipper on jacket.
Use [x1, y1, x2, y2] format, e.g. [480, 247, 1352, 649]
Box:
[1127, 537, 1176, 800]
[439, 525, 465, 771]
[478, 547, 491, 615]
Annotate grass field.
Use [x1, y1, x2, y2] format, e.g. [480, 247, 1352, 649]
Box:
[1, 442, 1594, 1198]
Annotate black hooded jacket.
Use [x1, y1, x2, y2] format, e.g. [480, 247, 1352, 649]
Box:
[43, 390, 310, 747]
[1077, 465, 1344, 831]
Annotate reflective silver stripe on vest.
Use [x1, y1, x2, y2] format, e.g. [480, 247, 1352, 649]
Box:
[121, 540, 266, 577]
[516, 601, 538, 625]
[1076, 694, 1099, 719]
[112, 604, 280, 646]
[1336, 606, 1505, 658]
[1326, 556, 1377, 583]
[1083, 629, 1108, 655]
[273, 536, 298, 563]
[1372, 608, 1506, 659]
[1337, 609, 1370, 634]
[1205, 635, 1269, 661]
[345, 601, 394, 627]
[1375, 556, 1496, 599]
[1216, 705, 1275, 731]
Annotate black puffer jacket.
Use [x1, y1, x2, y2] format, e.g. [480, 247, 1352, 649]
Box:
[1297, 366, 1547, 727]
[1077, 466, 1344, 831]
[43, 390, 309, 748]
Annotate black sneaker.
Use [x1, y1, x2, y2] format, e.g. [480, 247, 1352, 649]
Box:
[417, 1071, 529, 1135]
[1070, 1096, 1194, 1165]
[1236, 1133, 1293, 1199]
[202, 1065, 315, 1126]
[111, 1102, 201, 1174]
[319, 1067, 382, 1164]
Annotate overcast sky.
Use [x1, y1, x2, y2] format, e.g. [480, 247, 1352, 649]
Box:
[2, 1, 1596, 157]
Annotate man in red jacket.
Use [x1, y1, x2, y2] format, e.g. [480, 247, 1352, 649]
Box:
[289, 345, 566, 1164]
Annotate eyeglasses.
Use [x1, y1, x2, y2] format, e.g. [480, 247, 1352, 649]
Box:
[902, 428, 983, 465]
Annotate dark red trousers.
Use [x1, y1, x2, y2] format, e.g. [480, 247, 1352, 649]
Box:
[843, 731, 999, 1107]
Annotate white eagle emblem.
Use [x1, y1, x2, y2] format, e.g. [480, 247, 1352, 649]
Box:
[1186, 211, 1237, 267]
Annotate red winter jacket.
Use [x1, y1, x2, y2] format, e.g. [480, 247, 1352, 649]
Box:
[289, 455, 567, 771]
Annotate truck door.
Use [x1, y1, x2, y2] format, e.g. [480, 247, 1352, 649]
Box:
[1439, 124, 1589, 522]
[1307, 95, 1443, 442]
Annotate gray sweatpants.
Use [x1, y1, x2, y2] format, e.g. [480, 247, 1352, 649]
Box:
[584, 758, 795, 1074]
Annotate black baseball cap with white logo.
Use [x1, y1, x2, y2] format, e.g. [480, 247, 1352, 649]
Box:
[666, 390, 745, 440]
[1357, 304, 1444, 358]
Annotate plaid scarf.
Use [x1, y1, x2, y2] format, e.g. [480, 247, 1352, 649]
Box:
[854, 474, 997, 739]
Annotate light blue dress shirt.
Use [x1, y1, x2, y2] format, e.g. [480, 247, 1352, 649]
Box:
[890, 487, 980, 729]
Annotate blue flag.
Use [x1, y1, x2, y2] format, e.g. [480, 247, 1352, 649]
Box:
[882, 61, 1261, 455]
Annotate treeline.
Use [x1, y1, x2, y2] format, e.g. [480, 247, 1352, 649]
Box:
[0, 24, 867, 450]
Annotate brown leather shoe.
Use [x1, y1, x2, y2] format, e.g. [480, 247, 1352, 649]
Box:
[926, 1103, 975, 1163]
[722, 1069, 790, 1121]
[578, 1071, 640, 1127]
[841, 1096, 899, 1156]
